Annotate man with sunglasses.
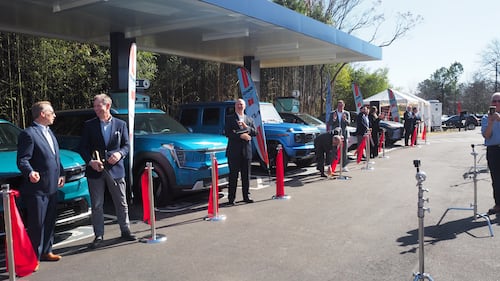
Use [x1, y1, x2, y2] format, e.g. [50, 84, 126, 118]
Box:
[482, 92, 500, 215]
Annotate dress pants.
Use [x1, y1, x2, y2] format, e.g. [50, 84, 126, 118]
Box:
[88, 176, 130, 236]
[23, 192, 58, 259]
[487, 146, 500, 206]
[228, 156, 251, 202]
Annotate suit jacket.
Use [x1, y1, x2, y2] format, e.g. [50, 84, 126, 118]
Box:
[224, 114, 257, 161]
[79, 117, 130, 179]
[356, 113, 370, 137]
[17, 123, 64, 195]
[328, 110, 350, 137]
[403, 110, 414, 130]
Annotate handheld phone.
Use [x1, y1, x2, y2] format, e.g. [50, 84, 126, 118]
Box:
[489, 106, 496, 115]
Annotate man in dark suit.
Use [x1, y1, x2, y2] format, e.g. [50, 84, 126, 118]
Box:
[224, 98, 257, 205]
[356, 105, 370, 145]
[328, 100, 351, 171]
[79, 94, 136, 249]
[314, 131, 342, 177]
[17, 101, 64, 266]
[403, 106, 414, 146]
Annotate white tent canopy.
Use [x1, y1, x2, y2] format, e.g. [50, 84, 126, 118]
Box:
[364, 89, 431, 127]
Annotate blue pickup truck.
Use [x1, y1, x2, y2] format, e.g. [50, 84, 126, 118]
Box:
[178, 101, 320, 169]
[52, 106, 229, 207]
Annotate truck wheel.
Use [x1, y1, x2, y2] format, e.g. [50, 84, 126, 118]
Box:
[466, 123, 476, 130]
[134, 162, 171, 207]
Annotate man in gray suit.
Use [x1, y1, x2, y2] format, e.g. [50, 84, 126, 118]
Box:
[328, 100, 351, 171]
[17, 101, 64, 266]
[79, 94, 136, 249]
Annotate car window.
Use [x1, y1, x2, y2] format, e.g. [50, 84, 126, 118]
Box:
[179, 108, 198, 127]
[0, 123, 21, 151]
[117, 113, 189, 134]
[52, 113, 94, 136]
[202, 108, 220, 126]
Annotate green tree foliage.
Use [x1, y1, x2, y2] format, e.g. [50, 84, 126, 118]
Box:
[417, 62, 463, 114]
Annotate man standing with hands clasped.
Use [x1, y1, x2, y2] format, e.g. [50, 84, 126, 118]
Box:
[224, 98, 257, 205]
[17, 101, 64, 270]
[79, 94, 136, 249]
[482, 92, 500, 215]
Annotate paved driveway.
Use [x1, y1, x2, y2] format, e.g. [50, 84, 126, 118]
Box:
[8, 130, 500, 281]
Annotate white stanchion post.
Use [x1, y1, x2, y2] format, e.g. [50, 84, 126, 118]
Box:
[2, 184, 16, 280]
[140, 162, 167, 244]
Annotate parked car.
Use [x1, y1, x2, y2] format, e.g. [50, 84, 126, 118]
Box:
[279, 112, 358, 150]
[349, 111, 404, 146]
[0, 119, 91, 234]
[441, 114, 480, 130]
[52, 107, 229, 207]
[178, 101, 321, 169]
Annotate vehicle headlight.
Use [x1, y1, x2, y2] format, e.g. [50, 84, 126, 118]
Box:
[294, 133, 304, 143]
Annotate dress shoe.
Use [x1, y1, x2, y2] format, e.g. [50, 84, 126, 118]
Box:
[121, 231, 137, 241]
[40, 253, 61, 262]
[487, 205, 500, 215]
[225, 200, 235, 206]
[243, 198, 254, 203]
[320, 173, 327, 178]
[89, 236, 103, 249]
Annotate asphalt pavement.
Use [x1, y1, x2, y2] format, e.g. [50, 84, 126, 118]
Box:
[6, 129, 500, 281]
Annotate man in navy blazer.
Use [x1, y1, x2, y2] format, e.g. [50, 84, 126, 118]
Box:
[79, 94, 135, 249]
[17, 101, 64, 265]
[224, 99, 257, 205]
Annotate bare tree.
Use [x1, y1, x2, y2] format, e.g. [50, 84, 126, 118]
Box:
[479, 39, 500, 91]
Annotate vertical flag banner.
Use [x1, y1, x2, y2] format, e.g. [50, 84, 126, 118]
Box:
[387, 89, 400, 122]
[325, 74, 332, 131]
[236, 67, 269, 168]
[352, 83, 364, 113]
[128, 43, 136, 193]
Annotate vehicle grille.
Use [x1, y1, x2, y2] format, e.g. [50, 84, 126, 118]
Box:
[64, 165, 86, 183]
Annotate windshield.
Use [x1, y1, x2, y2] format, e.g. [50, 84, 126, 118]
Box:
[297, 113, 323, 126]
[259, 103, 283, 124]
[0, 122, 21, 151]
[116, 113, 189, 135]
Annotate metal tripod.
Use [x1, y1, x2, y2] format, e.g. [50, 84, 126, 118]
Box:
[412, 160, 434, 281]
[436, 144, 494, 237]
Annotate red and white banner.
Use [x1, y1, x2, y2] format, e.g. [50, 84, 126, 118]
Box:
[236, 67, 269, 168]
[128, 43, 137, 190]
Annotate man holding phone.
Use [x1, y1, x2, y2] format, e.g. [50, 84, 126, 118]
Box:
[482, 92, 500, 214]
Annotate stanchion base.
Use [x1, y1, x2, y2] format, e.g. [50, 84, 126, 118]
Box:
[361, 166, 374, 171]
[140, 234, 167, 244]
[379, 155, 390, 159]
[413, 272, 434, 281]
[204, 214, 227, 221]
[272, 195, 291, 200]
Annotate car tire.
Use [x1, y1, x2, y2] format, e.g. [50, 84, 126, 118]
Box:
[261, 147, 289, 171]
[466, 123, 476, 130]
[134, 161, 171, 208]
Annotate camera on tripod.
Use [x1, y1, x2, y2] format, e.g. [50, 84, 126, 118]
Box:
[413, 159, 421, 168]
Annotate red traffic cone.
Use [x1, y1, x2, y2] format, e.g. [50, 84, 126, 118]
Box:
[205, 156, 225, 221]
[273, 145, 290, 200]
[141, 169, 151, 225]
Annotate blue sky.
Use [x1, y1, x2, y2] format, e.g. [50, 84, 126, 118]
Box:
[354, 0, 500, 94]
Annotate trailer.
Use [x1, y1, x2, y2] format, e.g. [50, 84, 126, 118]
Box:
[428, 100, 442, 131]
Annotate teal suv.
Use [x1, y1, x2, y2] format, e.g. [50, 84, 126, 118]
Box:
[52, 108, 229, 207]
[0, 119, 90, 233]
